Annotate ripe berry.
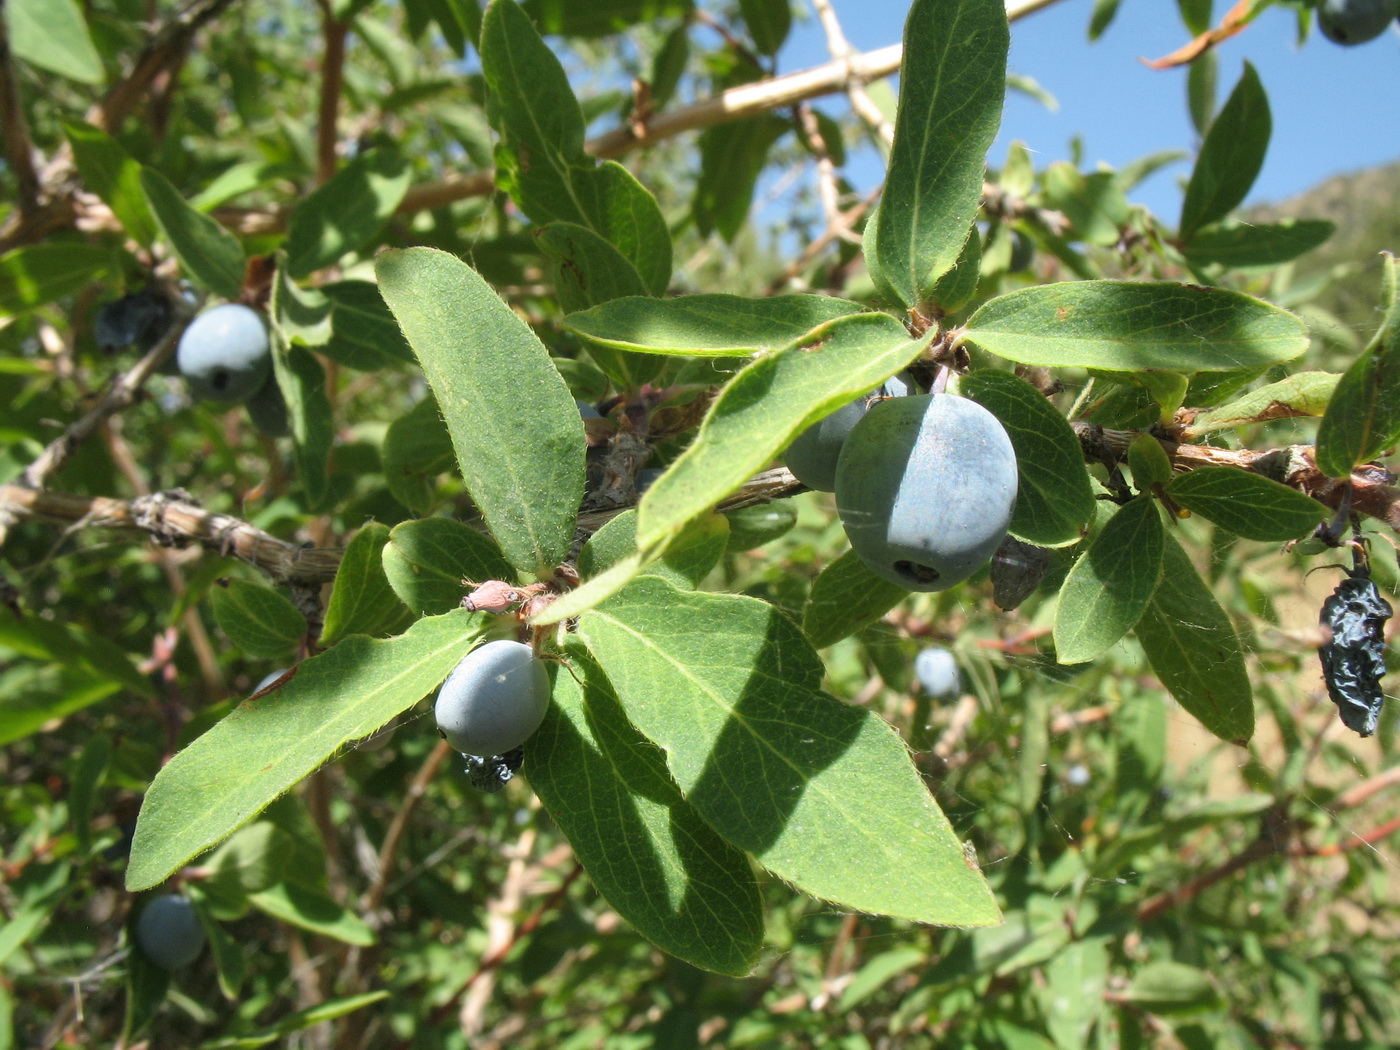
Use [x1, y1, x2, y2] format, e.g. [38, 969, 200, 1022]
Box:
[434, 640, 550, 757]
[914, 647, 961, 699]
[835, 393, 1017, 591]
[177, 303, 271, 404]
[135, 894, 205, 970]
[1316, 0, 1399, 43]
[784, 373, 914, 492]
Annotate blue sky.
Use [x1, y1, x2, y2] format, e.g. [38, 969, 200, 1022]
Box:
[774, 0, 1400, 222]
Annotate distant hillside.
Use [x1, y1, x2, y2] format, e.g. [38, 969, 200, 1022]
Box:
[1246, 159, 1400, 330]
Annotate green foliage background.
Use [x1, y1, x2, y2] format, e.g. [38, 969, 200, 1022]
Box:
[1, 0, 1398, 1047]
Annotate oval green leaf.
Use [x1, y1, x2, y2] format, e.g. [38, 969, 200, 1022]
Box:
[210, 579, 307, 659]
[140, 168, 246, 300]
[319, 523, 414, 646]
[1053, 496, 1164, 665]
[961, 369, 1095, 546]
[382, 517, 515, 616]
[962, 281, 1309, 372]
[126, 609, 484, 891]
[564, 293, 867, 357]
[802, 549, 909, 649]
[1133, 534, 1254, 743]
[376, 247, 586, 576]
[579, 577, 1001, 927]
[529, 642, 764, 976]
[873, 0, 1008, 309]
[1165, 466, 1327, 540]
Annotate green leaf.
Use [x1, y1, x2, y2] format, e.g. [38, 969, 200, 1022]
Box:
[579, 577, 1001, 926]
[1181, 219, 1334, 268]
[199, 993, 390, 1050]
[64, 121, 157, 247]
[694, 115, 788, 242]
[247, 883, 376, 945]
[564, 293, 866, 357]
[724, 501, 797, 551]
[536, 221, 648, 312]
[0, 614, 155, 698]
[928, 228, 982, 313]
[5, 0, 103, 83]
[1041, 938, 1109, 1049]
[578, 510, 729, 590]
[960, 370, 1095, 546]
[1182, 371, 1337, 437]
[1314, 327, 1400, 478]
[637, 313, 931, 552]
[482, 1, 670, 291]
[1041, 164, 1129, 247]
[802, 549, 909, 649]
[962, 281, 1309, 372]
[321, 281, 416, 370]
[1186, 50, 1217, 135]
[0, 665, 120, 747]
[126, 609, 484, 891]
[738, 0, 790, 54]
[521, 0, 692, 37]
[529, 642, 763, 976]
[0, 244, 113, 316]
[210, 579, 307, 659]
[1166, 467, 1326, 540]
[140, 168, 246, 300]
[382, 517, 515, 616]
[271, 341, 334, 507]
[1127, 432, 1174, 491]
[1179, 61, 1270, 239]
[283, 149, 412, 277]
[529, 550, 645, 626]
[1120, 961, 1223, 1015]
[376, 247, 585, 576]
[1088, 0, 1122, 38]
[872, 0, 1008, 309]
[1134, 534, 1254, 743]
[382, 397, 456, 515]
[320, 523, 414, 645]
[271, 264, 333, 346]
[1053, 497, 1164, 664]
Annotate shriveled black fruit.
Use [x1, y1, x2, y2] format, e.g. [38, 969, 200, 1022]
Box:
[1317, 0, 1399, 43]
[835, 393, 1018, 591]
[1318, 566, 1392, 736]
[463, 746, 525, 793]
[135, 894, 205, 970]
[784, 373, 914, 492]
[94, 287, 173, 354]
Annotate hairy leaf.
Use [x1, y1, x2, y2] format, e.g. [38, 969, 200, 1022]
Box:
[580, 577, 1001, 926]
[1053, 497, 1164, 664]
[529, 642, 763, 976]
[963, 281, 1309, 372]
[961, 369, 1094, 546]
[376, 247, 585, 576]
[126, 610, 484, 891]
[872, 0, 1008, 309]
[1134, 534, 1254, 742]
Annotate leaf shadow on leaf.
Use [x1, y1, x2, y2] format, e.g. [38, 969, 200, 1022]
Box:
[530, 651, 762, 975]
[682, 613, 869, 856]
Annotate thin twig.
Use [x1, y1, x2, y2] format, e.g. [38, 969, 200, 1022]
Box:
[360, 739, 454, 917]
[313, 0, 348, 187]
[0, 8, 42, 215]
[3, 0, 1070, 250]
